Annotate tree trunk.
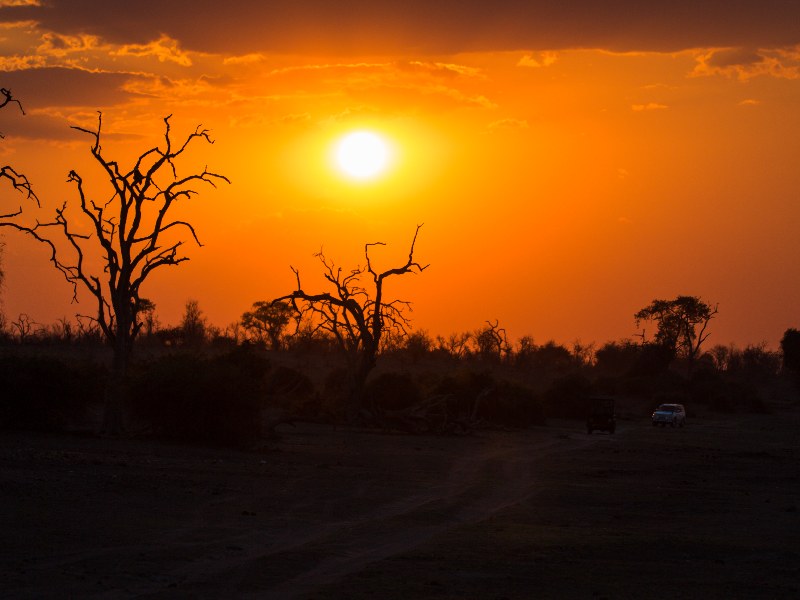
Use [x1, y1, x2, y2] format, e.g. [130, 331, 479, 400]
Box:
[345, 344, 377, 420]
[101, 336, 131, 436]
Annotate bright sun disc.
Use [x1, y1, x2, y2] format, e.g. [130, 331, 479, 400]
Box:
[335, 131, 389, 179]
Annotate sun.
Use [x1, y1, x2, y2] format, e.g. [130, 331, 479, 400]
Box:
[334, 131, 391, 180]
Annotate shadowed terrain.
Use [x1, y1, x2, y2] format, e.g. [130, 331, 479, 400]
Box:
[1, 410, 799, 598]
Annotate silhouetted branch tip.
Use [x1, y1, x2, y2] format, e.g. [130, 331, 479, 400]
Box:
[1, 88, 25, 114]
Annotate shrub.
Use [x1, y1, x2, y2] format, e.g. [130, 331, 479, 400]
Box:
[0, 354, 105, 431]
[426, 369, 544, 428]
[478, 379, 545, 427]
[543, 373, 593, 419]
[365, 371, 422, 412]
[131, 348, 268, 447]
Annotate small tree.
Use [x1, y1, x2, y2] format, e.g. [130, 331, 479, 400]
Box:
[635, 295, 718, 372]
[180, 299, 208, 347]
[241, 300, 293, 349]
[473, 319, 509, 362]
[1, 113, 228, 433]
[274, 225, 427, 413]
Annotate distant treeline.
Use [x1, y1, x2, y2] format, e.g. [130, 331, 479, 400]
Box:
[1, 304, 798, 447]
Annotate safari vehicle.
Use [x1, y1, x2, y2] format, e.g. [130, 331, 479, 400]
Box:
[586, 396, 616, 435]
[651, 403, 686, 427]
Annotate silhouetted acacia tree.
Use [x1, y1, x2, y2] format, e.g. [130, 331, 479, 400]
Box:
[635, 295, 718, 373]
[241, 300, 293, 349]
[274, 225, 428, 412]
[2, 113, 228, 433]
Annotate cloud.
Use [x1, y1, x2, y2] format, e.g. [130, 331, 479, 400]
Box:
[111, 35, 192, 67]
[0, 53, 46, 70]
[36, 32, 99, 57]
[6, 1, 800, 55]
[0, 110, 78, 141]
[517, 52, 558, 68]
[222, 53, 266, 66]
[406, 61, 484, 78]
[0, 67, 139, 110]
[486, 118, 529, 133]
[631, 102, 668, 111]
[692, 46, 800, 80]
[267, 62, 390, 78]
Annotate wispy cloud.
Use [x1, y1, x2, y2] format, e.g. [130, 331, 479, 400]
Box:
[222, 53, 266, 66]
[111, 35, 193, 67]
[407, 61, 484, 78]
[268, 62, 390, 77]
[517, 52, 558, 68]
[486, 118, 529, 133]
[631, 102, 668, 111]
[0, 0, 41, 6]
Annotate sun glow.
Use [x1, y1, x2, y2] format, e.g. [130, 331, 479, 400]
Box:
[334, 130, 391, 180]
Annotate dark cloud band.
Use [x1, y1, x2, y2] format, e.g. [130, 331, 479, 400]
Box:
[5, 0, 800, 54]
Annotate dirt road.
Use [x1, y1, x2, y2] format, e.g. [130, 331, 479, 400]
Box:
[1, 412, 798, 598]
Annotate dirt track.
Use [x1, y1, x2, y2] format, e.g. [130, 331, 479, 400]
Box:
[1, 411, 798, 599]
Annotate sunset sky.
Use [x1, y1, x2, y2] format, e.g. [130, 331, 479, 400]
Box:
[1, 0, 799, 348]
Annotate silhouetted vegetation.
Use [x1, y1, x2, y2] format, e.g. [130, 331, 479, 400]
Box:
[0, 87, 38, 217]
[781, 328, 800, 388]
[1, 114, 229, 435]
[274, 224, 428, 415]
[131, 346, 269, 447]
[0, 302, 797, 444]
[0, 354, 105, 431]
[635, 295, 718, 373]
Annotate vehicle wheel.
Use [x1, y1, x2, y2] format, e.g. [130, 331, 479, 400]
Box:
[680, 420, 685, 428]
[609, 426, 616, 434]
[587, 428, 592, 435]
[671, 420, 676, 427]
[652, 422, 657, 427]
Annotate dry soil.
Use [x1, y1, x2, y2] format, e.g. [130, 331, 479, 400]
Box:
[1, 410, 799, 599]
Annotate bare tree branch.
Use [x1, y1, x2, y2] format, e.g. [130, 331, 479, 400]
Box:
[274, 226, 428, 410]
[0, 88, 39, 209]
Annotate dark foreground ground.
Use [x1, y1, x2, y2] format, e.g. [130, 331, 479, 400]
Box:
[1, 410, 798, 599]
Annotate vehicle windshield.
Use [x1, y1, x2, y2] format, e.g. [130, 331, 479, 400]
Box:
[656, 405, 675, 412]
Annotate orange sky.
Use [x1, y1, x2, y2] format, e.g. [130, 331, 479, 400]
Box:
[1, 1, 799, 348]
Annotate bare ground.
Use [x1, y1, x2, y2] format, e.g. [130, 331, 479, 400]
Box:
[1, 410, 799, 599]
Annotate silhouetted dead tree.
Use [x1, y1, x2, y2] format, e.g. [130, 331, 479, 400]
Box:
[0, 88, 38, 216]
[275, 225, 428, 416]
[1, 113, 229, 433]
[474, 319, 509, 361]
